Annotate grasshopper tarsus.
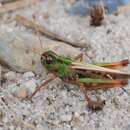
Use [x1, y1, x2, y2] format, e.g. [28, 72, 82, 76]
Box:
[86, 94, 105, 110]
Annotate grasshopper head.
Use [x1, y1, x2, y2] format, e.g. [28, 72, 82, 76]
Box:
[41, 51, 57, 66]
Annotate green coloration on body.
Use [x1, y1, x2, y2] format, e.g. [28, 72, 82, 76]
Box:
[42, 51, 75, 77]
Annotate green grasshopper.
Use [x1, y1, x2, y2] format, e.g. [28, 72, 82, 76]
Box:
[29, 50, 130, 110]
[16, 15, 130, 110]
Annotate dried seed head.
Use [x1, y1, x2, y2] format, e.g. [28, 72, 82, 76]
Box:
[90, 4, 105, 26]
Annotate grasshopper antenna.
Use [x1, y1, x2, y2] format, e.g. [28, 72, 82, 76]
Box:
[32, 14, 43, 50]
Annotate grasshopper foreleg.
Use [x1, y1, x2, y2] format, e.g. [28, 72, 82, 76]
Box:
[28, 74, 57, 99]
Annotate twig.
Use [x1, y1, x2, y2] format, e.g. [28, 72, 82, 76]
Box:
[0, 0, 37, 14]
[0, 0, 19, 5]
[15, 15, 85, 47]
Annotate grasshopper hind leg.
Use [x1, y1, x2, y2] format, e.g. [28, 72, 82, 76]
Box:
[85, 92, 105, 111]
[28, 74, 57, 99]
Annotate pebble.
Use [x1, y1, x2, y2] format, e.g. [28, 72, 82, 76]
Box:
[74, 112, 80, 118]
[9, 126, 15, 130]
[17, 86, 28, 99]
[4, 71, 16, 81]
[63, 124, 71, 130]
[36, 124, 44, 130]
[22, 71, 35, 80]
[16, 126, 21, 130]
[3, 117, 8, 123]
[60, 114, 72, 122]
[22, 79, 37, 95]
[61, 90, 67, 99]
[72, 112, 81, 124]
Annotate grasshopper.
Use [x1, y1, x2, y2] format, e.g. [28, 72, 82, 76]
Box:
[16, 15, 130, 110]
[29, 50, 130, 110]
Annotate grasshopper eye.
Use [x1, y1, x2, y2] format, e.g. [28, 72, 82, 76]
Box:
[41, 54, 54, 65]
[46, 56, 53, 64]
[41, 54, 47, 65]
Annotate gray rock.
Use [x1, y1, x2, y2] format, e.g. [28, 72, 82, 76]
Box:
[16, 126, 21, 130]
[22, 71, 35, 79]
[22, 79, 37, 95]
[0, 27, 81, 75]
[4, 71, 16, 81]
[60, 114, 72, 122]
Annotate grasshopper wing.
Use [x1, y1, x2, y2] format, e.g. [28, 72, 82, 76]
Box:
[70, 61, 130, 79]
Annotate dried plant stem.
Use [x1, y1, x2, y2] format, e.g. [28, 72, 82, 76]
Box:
[0, 0, 19, 5]
[16, 15, 84, 47]
[0, 0, 37, 14]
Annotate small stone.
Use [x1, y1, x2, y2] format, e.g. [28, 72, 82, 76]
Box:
[23, 71, 35, 79]
[36, 124, 44, 130]
[61, 90, 67, 99]
[16, 126, 21, 130]
[7, 83, 19, 95]
[17, 87, 28, 99]
[60, 114, 72, 122]
[3, 117, 8, 123]
[63, 124, 71, 130]
[22, 79, 37, 95]
[112, 97, 120, 108]
[72, 112, 81, 123]
[4, 71, 16, 81]
[74, 112, 80, 118]
[9, 126, 14, 130]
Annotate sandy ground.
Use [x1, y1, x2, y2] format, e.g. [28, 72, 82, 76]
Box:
[0, 0, 130, 130]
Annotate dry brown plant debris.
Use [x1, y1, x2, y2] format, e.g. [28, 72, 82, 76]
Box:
[0, 0, 37, 14]
[90, 4, 105, 26]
